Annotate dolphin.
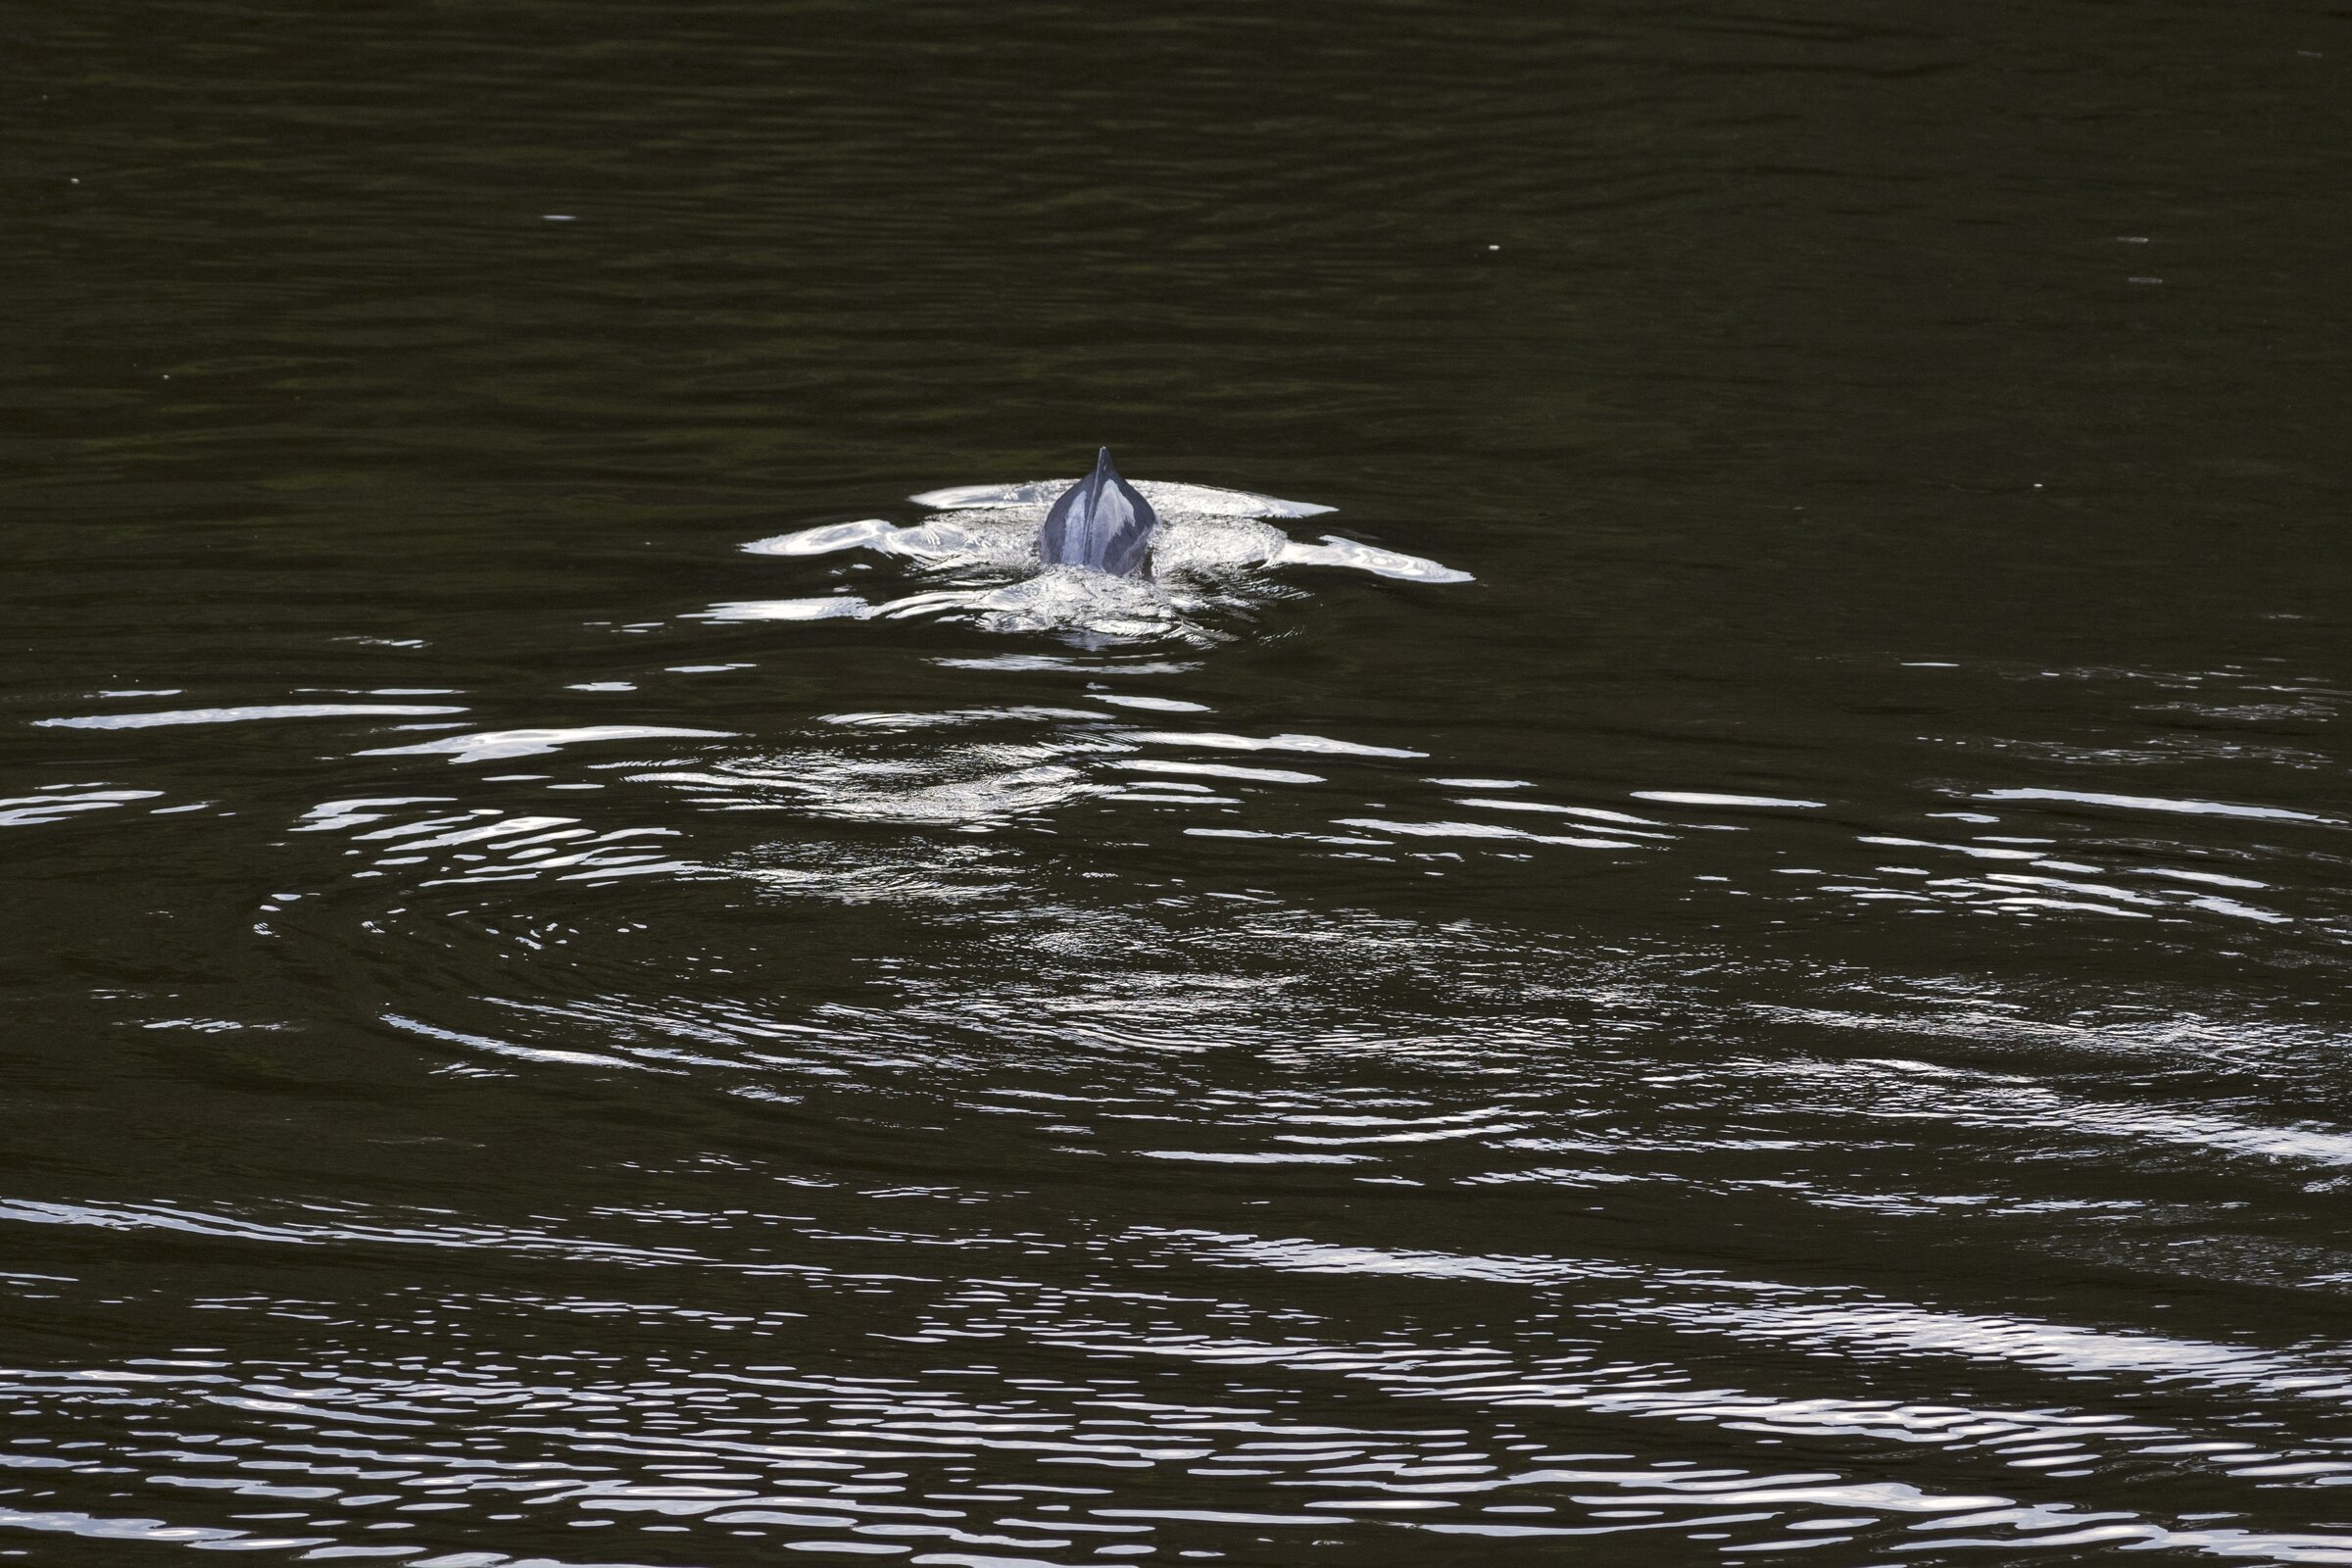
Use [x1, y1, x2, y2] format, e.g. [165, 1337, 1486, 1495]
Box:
[1037, 447, 1159, 577]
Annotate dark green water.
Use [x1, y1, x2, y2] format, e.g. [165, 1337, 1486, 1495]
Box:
[7, 3, 2352, 1564]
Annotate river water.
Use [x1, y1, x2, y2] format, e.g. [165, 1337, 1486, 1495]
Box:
[7, 3, 2351, 1565]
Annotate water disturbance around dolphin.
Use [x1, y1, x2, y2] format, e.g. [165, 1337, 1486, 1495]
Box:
[711, 457, 1473, 642]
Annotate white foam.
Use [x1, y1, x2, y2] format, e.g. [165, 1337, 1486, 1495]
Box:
[731, 475, 1466, 642]
[1274, 534, 1474, 584]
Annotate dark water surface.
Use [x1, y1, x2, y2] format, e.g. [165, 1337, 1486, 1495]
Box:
[7, 3, 2352, 1563]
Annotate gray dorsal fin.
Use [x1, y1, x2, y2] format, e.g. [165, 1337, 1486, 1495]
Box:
[1037, 448, 1159, 577]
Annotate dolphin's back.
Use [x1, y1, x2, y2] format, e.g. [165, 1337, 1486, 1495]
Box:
[1039, 448, 1158, 577]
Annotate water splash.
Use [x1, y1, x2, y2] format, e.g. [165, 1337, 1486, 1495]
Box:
[714, 475, 1470, 644]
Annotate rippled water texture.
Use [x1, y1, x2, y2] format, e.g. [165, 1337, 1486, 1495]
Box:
[7, 3, 2352, 1565]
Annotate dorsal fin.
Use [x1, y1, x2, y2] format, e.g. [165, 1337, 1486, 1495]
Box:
[1037, 448, 1159, 577]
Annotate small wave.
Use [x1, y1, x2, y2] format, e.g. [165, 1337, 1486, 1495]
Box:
[35, 702, 465, 731]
